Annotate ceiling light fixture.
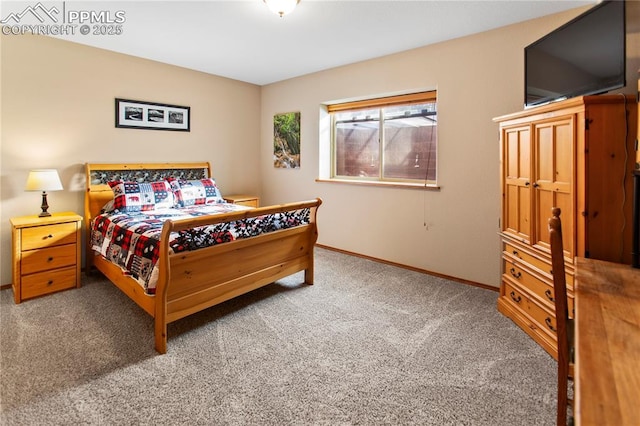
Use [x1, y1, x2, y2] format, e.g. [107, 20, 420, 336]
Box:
[264, 0, 300, 18]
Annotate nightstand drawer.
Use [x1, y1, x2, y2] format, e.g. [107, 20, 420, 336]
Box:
[21, 266, 77, 300]
[21, 222, 77, 250]
[21, 244, 77, 275]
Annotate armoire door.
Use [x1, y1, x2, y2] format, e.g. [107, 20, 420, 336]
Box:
[502, 125, 532, 243]
[532, 116, 574, 259]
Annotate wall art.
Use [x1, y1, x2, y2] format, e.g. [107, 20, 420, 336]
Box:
[273, 111, 300, 168]
[115, 98, 190, 131]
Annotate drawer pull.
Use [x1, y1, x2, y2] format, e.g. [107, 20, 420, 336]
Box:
[509, 291, 522, 303]
[545, 289, 555, 302]
[545, 317, 556, 332]
[47, 280, 53, 286]
[512, 250, 521, 259]
[509, 268, 522, 279]
[47, 257, 54, 262]
[45, 234, 53, 239]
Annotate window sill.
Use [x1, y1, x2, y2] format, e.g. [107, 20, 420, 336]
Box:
[315, 178, 440, 191]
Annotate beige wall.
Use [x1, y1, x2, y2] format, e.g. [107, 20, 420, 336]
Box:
[0, 35, 261, 285]
[260, 4, 640, 288]
[2, 4, 638, 288]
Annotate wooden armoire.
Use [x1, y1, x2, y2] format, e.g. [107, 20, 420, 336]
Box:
[495, 95, 638, 358]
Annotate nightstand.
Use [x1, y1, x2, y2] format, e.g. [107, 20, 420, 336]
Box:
[223, 194, 260, 208]
[11, 212, 82, 303]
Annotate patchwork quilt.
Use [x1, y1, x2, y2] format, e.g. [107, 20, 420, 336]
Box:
[90, 203, 311, 294]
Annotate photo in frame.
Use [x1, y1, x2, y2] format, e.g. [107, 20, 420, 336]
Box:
[115, 98, 190, 131]
[273, 111, 300, 168]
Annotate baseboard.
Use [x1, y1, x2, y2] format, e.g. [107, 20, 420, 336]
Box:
[316, 244, 498, 292]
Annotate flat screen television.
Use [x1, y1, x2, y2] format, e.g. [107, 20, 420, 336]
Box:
[525, 0, 626, 108]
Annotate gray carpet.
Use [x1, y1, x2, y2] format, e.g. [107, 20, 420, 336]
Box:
[0, 248, 557, 425]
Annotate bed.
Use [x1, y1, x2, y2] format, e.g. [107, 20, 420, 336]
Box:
[84, 162, 321, 353]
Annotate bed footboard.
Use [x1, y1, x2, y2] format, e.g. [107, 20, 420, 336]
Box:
[154, 198, 322, 353]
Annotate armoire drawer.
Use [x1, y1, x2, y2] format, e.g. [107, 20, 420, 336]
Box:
[504, 241, 574, 289]
[503, 258, 555, 309]
[502, 280, 557, 341]
[504, 242, 551, 276]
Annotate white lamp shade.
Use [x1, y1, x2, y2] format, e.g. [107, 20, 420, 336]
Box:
[264, 0, 300, 17]
[25, 169, 63, 192]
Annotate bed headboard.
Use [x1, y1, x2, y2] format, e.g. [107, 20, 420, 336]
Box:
[84, 162, 212, 226]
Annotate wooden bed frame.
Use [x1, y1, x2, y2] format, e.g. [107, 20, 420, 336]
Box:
[84, 162, 321, 353]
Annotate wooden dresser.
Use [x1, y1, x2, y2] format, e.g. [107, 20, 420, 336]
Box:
[11, 212, 82, 303]
[495, 95, 637, 358]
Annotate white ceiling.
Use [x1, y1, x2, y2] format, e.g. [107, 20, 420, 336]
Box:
[3, 0, 596, 85]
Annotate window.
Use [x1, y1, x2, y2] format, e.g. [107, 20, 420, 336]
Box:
[329, 91, 437, 186]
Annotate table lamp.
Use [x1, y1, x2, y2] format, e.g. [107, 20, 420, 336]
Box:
[25, 169, 63, 217]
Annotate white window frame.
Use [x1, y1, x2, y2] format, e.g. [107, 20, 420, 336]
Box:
[326, 91, 438, 189]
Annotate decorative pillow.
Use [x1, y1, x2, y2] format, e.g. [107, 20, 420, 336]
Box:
[108, 180, 175, 213]
[168, 178, 224, 207]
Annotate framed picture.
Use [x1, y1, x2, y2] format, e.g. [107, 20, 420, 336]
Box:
[273, 111, 300, 168]
[115, 98, 190, 131]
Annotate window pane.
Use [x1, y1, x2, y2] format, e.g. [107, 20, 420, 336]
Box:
[334, 109, 380, 178]
[330, 94, 438, 185]
[382, 103, 437, 181]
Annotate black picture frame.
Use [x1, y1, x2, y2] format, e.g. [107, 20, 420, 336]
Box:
[115, 98, 190, 131]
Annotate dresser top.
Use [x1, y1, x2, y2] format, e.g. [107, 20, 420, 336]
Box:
[10, 212, 82, 228]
